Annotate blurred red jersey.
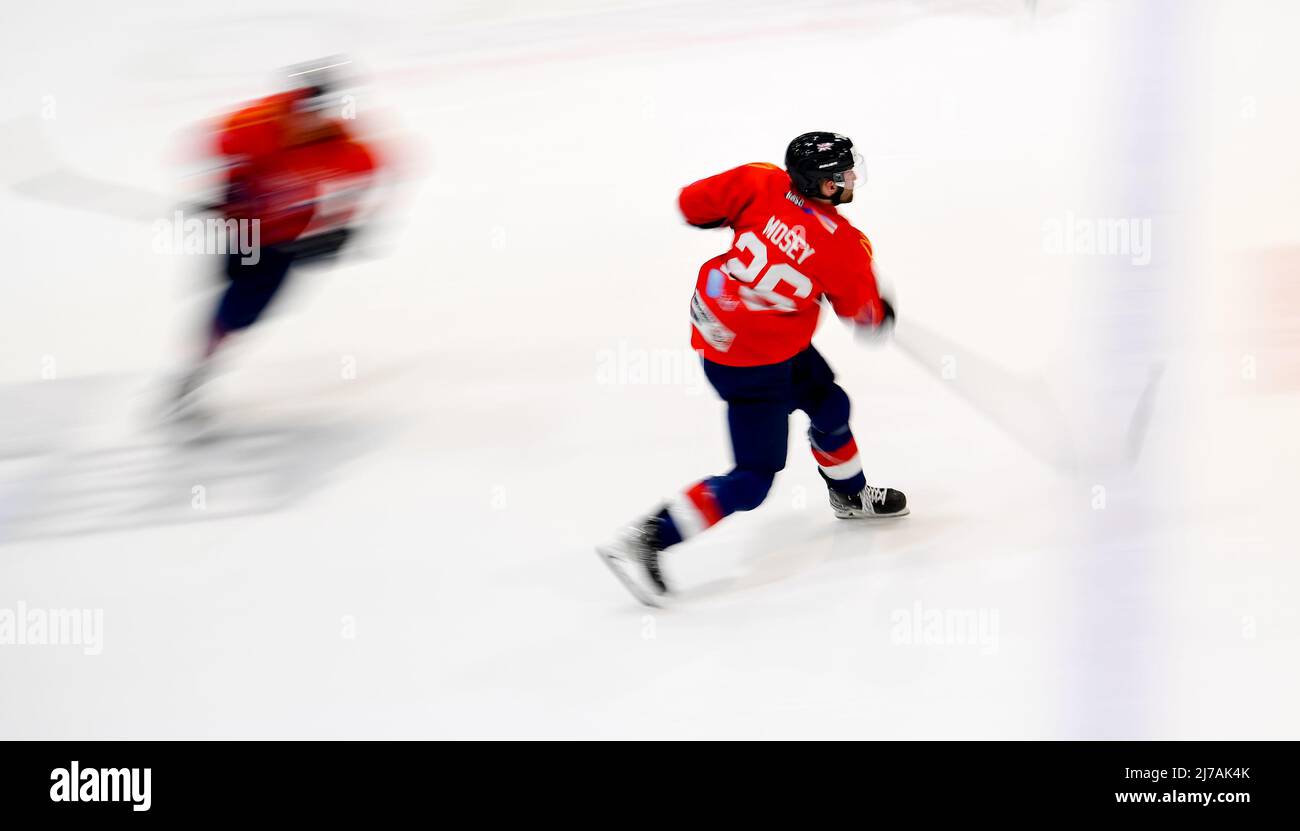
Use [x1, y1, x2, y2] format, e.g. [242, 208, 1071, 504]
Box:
[678, 162, 882, 367]
[216, 92, 376, 245]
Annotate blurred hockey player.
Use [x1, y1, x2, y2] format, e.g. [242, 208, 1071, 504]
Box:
[598, 133, 907, 606]
[171, 58, 377, 416]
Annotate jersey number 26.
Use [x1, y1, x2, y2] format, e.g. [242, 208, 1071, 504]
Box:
[725, 231, 813, 312]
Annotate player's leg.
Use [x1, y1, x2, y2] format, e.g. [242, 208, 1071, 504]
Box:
[791, 346, 908, 518]
[172, 247, 294, 411]
[597, 359, 792, 605]
[655, 356, 791, 547]
[213, 245, 294, 340]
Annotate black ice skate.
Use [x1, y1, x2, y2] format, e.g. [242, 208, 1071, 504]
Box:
[828, 485, 909, 519]
[596, 515, 670, 607]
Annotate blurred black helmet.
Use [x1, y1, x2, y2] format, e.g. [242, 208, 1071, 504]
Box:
[785, 132, 860, 199]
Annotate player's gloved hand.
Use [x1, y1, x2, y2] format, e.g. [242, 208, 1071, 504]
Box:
[853, 296, 895, 344]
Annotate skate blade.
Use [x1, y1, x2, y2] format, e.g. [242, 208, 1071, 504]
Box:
[833, 506, 911, 519]
[595, 547, 665, 608]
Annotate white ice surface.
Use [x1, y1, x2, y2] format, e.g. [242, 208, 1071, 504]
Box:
[1, 0, 1298, 738]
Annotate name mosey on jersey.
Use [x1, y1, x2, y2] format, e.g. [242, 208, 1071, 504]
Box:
[762, 215, 816, 265]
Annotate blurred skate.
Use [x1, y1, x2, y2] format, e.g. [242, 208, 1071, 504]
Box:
[596, 515, 671, 607]
[160, 364, 215, 434]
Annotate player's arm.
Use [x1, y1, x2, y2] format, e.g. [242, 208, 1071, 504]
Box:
[207, 107, 279, 218]
[281, 137, 379, 263]
[827, 232, 894, 333]
[677, 163, 775, 229]
[201, 95, 304, 218]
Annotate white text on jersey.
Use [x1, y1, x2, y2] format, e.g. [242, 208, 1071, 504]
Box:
[762, 215, 815, 265]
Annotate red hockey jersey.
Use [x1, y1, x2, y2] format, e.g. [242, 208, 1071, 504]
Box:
[216, 92, 376, 246]
[678, 162, 883, 367]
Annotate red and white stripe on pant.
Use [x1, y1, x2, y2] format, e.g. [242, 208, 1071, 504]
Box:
[811, 436, 861, 484]
[666, 481, 724, 541]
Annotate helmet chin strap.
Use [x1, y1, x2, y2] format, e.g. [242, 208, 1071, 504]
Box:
[829, 185, 847, 205]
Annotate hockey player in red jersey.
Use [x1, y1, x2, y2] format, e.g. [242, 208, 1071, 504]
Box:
[598, 132, 907, 606]
[172, 58, 378, 415]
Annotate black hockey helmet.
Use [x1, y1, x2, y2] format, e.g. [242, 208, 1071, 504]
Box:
[785, 132, 864, 203]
